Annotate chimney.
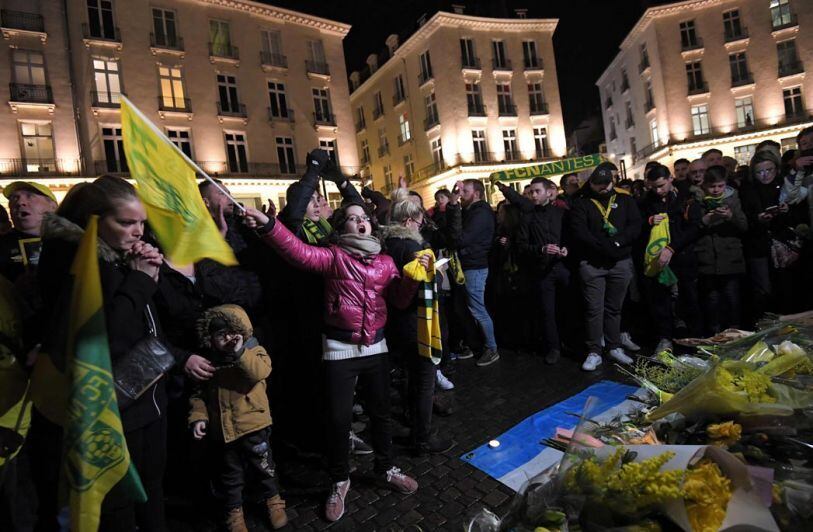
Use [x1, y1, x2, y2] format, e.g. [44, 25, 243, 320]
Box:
[514, 8, 528, 19]
[385, 34, 399, 56]
[366, 54, 378, 73]
[349, 71, 360, 90]
[451, 4, 465, 14]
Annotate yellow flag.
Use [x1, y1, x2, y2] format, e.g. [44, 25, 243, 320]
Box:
[120, 96, 237, 266]
[0, 275, 29, 468]
[64, 216, 146, 531]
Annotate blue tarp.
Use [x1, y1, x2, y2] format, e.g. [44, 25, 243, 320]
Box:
[460, 380, 637, 480]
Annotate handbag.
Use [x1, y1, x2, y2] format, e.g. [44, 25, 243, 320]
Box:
[113, 305, 175, 409]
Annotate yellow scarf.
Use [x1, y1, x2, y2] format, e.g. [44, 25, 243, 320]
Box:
[590, 194, 618, 236]
[402, 249, 442, 364]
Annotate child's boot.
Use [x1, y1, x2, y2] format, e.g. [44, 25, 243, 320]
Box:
[225, 507, 248, 532]
[266, 494, 288, 529]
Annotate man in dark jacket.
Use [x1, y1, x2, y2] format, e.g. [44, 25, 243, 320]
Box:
[569, 163, 642, 371]
[639, 165, 702, 353]
[447, 179, 498, 366]
[497, 178, 568, 364]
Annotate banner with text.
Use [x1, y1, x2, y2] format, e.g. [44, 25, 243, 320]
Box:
[489, 153, 603, 183]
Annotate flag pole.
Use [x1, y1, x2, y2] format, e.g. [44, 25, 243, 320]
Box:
[120, 96, 246, 214]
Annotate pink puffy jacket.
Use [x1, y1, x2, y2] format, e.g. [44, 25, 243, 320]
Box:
[261, 221, 418, 345]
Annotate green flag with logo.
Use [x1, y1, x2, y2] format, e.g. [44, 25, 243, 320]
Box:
[63, 215, 146, 531]
[489, 153, 603, 183]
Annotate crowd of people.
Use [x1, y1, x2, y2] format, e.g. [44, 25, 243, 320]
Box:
[0, 126, 812, 532]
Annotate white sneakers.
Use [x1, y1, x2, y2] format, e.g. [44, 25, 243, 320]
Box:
[436, 370, 454, 390]
[620, 332, 641, 352]
[582, 353, 602, 371]
[582, 347, 634, 371]
[654, 338, 673, 354]
[608, 348, 634, 365]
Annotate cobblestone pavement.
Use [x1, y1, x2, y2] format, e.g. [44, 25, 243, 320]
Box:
[167, 349, 622, 531]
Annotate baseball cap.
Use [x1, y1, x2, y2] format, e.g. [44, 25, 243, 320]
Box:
[588, 162, 617, 184]
[3, 181, 57, 203]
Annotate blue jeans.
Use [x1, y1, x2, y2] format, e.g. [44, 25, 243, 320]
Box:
[463, 268, 497, 350]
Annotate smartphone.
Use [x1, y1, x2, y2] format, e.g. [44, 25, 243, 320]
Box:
[763, 205, 781, 215]
[434, 257, 450, 271]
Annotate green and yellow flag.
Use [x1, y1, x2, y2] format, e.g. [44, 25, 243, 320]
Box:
[644, 214, 678, 286]
[63, 216, 146, 532]
[0, 275, 29, 470]
[120, 95, 236, 266]
[489, 153, 603, 183]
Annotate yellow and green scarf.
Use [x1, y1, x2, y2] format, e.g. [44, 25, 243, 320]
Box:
[644, 214, 678, 286]
[403, 249, 442, 364]
[591, 194, 618, 236]
[302, 217, 332, 244]
[702, 193, 725, 211]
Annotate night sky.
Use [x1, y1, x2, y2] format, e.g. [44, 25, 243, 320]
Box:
[264, 0, 674, 134]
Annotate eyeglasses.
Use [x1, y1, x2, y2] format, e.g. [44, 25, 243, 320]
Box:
[346, 214, 371, 223]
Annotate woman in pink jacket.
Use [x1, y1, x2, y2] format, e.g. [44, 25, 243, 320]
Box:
[244, 201, 429, 522]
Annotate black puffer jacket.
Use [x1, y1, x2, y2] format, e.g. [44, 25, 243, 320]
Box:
[568, 189, 642, 268]
[38, 214, 180, 430]
[739, 178, 792, 258]
[447, 200, 495, 270]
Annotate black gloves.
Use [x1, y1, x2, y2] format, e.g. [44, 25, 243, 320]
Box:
[305, 149, 346, 185]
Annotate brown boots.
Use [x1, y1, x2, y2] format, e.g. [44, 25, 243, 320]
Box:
[266, 494, 288, 529]
[225, 507, 248, 532]
[224, 497, 288, 531]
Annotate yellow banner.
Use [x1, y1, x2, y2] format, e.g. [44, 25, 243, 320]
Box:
[121, 96, 237, 266]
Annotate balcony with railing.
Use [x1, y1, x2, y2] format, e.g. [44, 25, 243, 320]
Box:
[779, 60, 804, 78]
[313, 111, 336, 127]
[1, 10, 44, 33]
[424, 112, 440, 131]
[158, 96, 191, 113]
[688, 81, 709, 95]
[9, 83, 52, 103]
[535, 148, 551, 160]
[260, 51, 288, 69]
[645, 99, 655, 113]
[498, 103, 517, 117]
[468, 103, 487, 117]
[355, 119, 366, 133]
[150, 32, 183, 51]
[91, 90, 122, 108]
[392, 92, 406, 106]
[492, 58, 512, 71]
[0, 158, 81, 177]
[771, 13, 798, 31]
[305, 60, 330, 77]
[373, 106, 384, 120]
[360, 153, 370, 165]
[378, 144, 390, 157]
[82, 23, 120, 43]
[681, 36, 704, 52]
[724, 26, 748, 42]
[530, 102, 549, 116]
[397, 133, 412, 146]
[193, 161, 310, 178]
[418, 70, 433, 86]
[461, 56, 481, 70]
[217, 101, 247, 118]
[731, 71, 754, 87]
[267, 107, 294, 122]
[523, 58, 543, 71]
[209, 42, 239, 60]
